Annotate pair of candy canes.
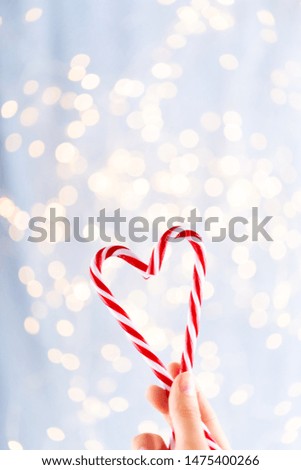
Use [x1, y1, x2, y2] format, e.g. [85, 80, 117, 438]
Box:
[90, 226, 220, 450]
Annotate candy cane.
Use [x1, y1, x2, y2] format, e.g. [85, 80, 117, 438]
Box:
[90, 226, 220, 450]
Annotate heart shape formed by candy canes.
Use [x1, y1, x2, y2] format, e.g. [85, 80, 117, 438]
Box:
[90, 226, 219, 450]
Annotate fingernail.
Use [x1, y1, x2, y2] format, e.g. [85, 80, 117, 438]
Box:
[178, 372, 195, 396]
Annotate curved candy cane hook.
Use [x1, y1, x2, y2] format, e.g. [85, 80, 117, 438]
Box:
[90, 226, 220, 450]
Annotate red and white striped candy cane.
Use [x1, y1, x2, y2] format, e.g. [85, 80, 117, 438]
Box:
[90, 226, 220, 450]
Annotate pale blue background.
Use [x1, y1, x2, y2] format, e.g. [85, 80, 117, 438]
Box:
[0, 0, 301, 450]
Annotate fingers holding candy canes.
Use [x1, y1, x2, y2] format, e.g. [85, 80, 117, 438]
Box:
[132, 362, 230, 450]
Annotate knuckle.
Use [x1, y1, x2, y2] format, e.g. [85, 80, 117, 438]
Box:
[203, 413, 218, 425]
[176, 403, 199, 420]
[132, 432, 149, 443]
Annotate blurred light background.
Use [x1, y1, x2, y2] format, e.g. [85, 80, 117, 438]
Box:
[1, 0, 301, 450]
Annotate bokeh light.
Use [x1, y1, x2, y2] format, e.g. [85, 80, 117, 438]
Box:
[0, 0, 300, 453]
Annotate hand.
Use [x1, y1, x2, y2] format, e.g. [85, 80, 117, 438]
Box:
[132, 362, 230, 450]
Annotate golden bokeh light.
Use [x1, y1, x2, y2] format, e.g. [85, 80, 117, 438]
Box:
[200, 112, 221, 132]
[257, 9, 275, 26]
[81, 74, 101, 90]
[114, 78, 144, 97]
[47, 427, 65, 442]
[81, 108, 100, 126]
[18, 266, 35, 284]
[204, 177, 224, 197]
[61, 353, 80, 371]
[84, 439, 104, 450]
[23, 80, 39, 95]
[68, 65, 86, 82]
[28, 140, 45, 158]
[48, 348, 63, 364]
[66, 120, 86, 139]
[27, 280, 43, 298]
[5, 133, 22, 152]
[58, 185, 78, 206]
[8, 440, 23, 450]
[20, 106, 39, 126]
[1, 100, 18, 118]
[219, 54, 239, 70]
[266, 333, 282, 350]
[68, 387, 86, 402]
[109, 397, 129, 412]
[179, 129, 199, 148]
[55, 142, 77, 163]
[24, 317, 40, 335]
[74, 93, 93, 111]
[25, 8, 43, 22]
[230, 388, 250, 406]
[70, 53, 91, 68]
[42, 87, 62, 105]
[56, 320, 74, 337]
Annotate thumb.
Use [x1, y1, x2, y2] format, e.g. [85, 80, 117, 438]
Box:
[169, 372, 209, 450]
